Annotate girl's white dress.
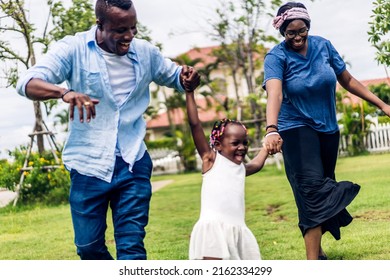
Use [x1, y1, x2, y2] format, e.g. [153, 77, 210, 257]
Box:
[189, 152, 261, 260]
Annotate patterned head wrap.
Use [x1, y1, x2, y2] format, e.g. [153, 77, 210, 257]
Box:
[273, 7, 311, 30]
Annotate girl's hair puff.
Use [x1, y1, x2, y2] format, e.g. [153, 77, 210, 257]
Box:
[209, 118, 248, 148]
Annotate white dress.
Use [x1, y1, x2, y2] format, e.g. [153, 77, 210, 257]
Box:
[189, 152, 261, 260]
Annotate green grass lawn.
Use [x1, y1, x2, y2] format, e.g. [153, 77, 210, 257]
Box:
[1, 153, 390, 260]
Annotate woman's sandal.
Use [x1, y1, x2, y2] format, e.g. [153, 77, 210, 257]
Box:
[318, 255, 328, 260]
[318, 247, 327, 260]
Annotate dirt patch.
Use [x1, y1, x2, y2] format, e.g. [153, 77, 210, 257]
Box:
[265, 204, 287, 221]
[266, 204, 280, 215]
[354, 210, 390, 221]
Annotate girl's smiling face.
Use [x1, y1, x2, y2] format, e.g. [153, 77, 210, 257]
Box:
[215, 123, 249, 165]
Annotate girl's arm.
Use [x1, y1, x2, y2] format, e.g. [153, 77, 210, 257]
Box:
[337, 70, 390, 117]
[185, 91, 214, 171]
[245, 148, 269, 176]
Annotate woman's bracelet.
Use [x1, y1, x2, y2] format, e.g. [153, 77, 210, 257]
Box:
[61, 89, 74, 101]
[265, 124, 279, 131]
[264, 131, 280, 138]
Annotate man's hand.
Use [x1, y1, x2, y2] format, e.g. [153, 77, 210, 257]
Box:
[180, 65, 200, 92]
[62, 90, 99, 123]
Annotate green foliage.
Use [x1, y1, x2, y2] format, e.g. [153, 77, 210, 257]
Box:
[175, 129, 197, 172]
[336, 88, 378, 156]
[369, 83, 390, 116]
[378, 115, 390, 124]
[0, 146, 70, 205]
[368, 0, 390, 67]
[0, 0, 36, 87]
[145, 138, 176, 150]
[49, 0, 95, 42]
[0, 158, 20, 191]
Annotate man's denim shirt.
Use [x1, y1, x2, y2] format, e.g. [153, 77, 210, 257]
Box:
[17, 26, 184, 183]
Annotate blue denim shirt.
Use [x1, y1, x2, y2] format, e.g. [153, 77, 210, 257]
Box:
[17, 26, 184, 182]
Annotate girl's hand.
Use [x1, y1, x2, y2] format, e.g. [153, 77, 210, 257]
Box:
[263, 132, 283, 155]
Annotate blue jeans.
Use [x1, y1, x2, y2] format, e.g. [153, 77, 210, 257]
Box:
[69, 152, 152, 260]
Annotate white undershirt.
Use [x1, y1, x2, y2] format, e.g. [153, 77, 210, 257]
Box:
[100, 48, 136, 156]
[100, 49, 136, 107]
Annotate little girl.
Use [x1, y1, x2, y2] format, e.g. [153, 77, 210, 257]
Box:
[184, 87, 268, 260]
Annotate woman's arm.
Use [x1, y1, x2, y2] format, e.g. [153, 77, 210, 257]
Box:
[263, 79, 284, 154]
[338, 70, 390, 117]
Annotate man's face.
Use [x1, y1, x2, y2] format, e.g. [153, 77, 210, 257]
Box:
[97, 5, 138, 56]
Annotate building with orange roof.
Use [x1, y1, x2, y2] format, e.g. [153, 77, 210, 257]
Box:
[146, 95, 227, 140]
[337, 77, 390, 105]
[180, 45, 219, 68]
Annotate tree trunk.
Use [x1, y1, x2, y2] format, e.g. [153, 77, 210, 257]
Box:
[33, 100, 45, 154]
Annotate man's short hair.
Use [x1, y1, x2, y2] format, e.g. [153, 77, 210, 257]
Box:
[95, 0, 133, 23]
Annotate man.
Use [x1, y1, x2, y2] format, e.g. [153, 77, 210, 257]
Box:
[16, 0, 200, 260]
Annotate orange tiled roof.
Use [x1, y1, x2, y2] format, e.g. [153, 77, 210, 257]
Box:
[337, 77, 390, 90]
[176, 45, 264, 68]
[359, 77, 390, 87]
[176, 45, 219, 68]
[338, 77, 390, 105]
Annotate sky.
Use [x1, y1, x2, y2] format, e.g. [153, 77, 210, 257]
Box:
[0, 0, 388, 160]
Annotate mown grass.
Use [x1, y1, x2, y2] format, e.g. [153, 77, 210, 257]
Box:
[1, 153, 390, 260]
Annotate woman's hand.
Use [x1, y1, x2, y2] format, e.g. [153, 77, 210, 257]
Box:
[381, 104, 390, 118]
[263, 132, 283, 155]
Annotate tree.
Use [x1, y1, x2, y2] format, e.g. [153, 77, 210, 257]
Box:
[205, 0, 287, 146]
[368, 0, 390, 74]
[0, 0, 94, 154]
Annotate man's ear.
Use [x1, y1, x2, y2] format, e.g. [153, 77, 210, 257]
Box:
[96, 20, 103, 30]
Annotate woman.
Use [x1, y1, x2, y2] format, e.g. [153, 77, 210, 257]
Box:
[262, 2, 390, 260]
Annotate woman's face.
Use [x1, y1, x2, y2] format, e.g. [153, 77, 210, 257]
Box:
[284, 19, 308, 52]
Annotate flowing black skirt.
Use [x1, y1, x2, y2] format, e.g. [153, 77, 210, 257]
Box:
[280, 126, 360, 239]
[293, 178, 360, 239]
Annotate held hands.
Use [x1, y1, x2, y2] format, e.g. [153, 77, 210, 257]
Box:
[61, 89, 100, 123]
[263, 131, 283, 155]
[180, 65, 200, 92]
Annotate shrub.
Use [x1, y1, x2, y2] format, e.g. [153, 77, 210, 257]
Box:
[145, 137, 176, 149]
[0, 146, 70, 206]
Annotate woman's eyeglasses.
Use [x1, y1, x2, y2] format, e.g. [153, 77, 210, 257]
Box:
[285, 28, 309, 39]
